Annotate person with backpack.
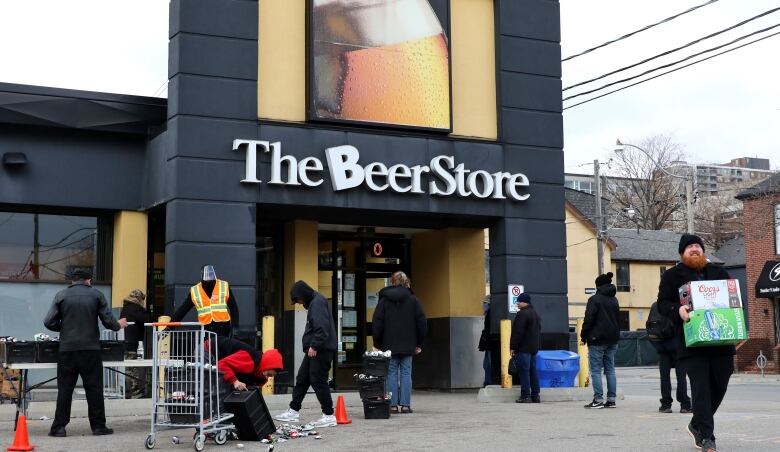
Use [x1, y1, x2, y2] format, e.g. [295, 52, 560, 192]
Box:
[581, 272, 620, 409]
[646, 301, 691, 414]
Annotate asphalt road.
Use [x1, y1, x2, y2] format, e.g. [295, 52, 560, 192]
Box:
[2, 367, 779, 451]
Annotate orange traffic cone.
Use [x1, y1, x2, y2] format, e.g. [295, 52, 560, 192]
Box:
[7, 415, 34, 451]
[334, 395, 352, 425]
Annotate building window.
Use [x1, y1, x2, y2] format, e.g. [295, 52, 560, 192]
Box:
[0, 212, 113, 282]
[616, 262, 630, 292]
[775, 204, 780, 254]
[618, 310, 630, 331]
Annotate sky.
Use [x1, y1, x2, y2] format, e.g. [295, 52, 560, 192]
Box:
[0, 1, 777, 173]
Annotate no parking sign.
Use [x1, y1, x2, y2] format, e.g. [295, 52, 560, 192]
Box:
[508, 284, 524, 314]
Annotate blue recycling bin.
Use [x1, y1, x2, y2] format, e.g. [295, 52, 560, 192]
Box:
[536, 350, 580, 388]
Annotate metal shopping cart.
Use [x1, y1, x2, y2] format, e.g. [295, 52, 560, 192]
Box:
[144, 322, 234, 451]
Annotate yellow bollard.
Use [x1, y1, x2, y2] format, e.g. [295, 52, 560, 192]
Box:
[157, 315, 171, 398]
[500, 319, 512, 388]
[261, 316, 275, 395]
[576, 318, 589, 387]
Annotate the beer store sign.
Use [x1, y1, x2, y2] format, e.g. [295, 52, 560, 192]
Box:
[233, 140, 530, 201]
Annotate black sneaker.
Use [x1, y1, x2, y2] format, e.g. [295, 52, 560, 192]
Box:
[531, 396, 541, 403]
[48, 427, 66, 437]
[680, 407, 693, 414]
[604, 401, 616, 408]
[516, 397, 532, 403]
[659, 405, 672, 413]
[701, 438, 717, 452]
[92, 427, 114, 436]
[686, 422, 703, 450]
[584, 400, 604, 409]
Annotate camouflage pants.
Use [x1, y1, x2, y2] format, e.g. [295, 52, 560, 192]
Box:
[124, 351, 149, 398]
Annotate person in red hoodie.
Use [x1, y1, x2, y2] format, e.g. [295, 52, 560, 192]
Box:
[207, 336, 283, 391]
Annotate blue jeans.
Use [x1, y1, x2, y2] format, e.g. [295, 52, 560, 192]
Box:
[386, 355, 413, 407]
[588, 344, 617, 402]
[483, 351, 492, 387]
[516, 352, 540, 398]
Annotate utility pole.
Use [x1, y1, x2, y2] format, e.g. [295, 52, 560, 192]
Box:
[593, 160, 605, 275]
[685, 173, 694, 234]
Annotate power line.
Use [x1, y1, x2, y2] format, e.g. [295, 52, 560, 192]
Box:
[562, 0, 720, 62]
[563, 29, 780, 110]
[564, 22, 780, 102]
[563, 6, 780, 92]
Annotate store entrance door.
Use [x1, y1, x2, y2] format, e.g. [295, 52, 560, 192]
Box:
[318, 232, 408, 389]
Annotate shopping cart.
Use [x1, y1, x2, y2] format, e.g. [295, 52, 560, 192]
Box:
[144, 322, 234, 451]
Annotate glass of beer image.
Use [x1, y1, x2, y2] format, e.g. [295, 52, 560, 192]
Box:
[311, 0, 451, 130]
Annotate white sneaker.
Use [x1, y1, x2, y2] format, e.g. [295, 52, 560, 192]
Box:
[307, 414, 337, 428]
[274, 408, 300, 422]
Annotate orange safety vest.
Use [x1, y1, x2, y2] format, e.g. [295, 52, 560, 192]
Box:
[190, 279, 231, 325]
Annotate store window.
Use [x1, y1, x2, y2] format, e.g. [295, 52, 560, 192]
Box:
[0, 212, 113, 282]
[616, 262, 630, 292]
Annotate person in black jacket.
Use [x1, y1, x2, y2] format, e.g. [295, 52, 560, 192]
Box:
[43, 269, 128, 437]
[581, 272, 620, 409]
[119, 289, 151, 398]
[657, 234, 732, 452]
[275, 280, 338, 428]
[647, 301, 691, 414]
[509, 293, 541, 403]
[372, 271, 427, 414]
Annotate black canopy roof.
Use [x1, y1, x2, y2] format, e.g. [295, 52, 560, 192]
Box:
[755, 260, 780, 299]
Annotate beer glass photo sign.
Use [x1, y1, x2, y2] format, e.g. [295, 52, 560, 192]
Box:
[308, 0, 452, 131]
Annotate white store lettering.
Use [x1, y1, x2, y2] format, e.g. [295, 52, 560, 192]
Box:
[233, 140, 531, 201]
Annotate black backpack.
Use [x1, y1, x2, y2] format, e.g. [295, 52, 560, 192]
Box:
[645, 302, 674, 341]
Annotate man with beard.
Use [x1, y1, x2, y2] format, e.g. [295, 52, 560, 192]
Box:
[657, 234, 732, 452]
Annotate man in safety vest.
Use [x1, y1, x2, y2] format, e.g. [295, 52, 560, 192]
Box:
[171, 265, 239, 338]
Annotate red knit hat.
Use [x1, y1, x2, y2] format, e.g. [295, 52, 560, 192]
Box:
[256, 349, 283, 377]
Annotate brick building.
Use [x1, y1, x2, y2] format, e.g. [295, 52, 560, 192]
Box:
[735, 173, 780, 373]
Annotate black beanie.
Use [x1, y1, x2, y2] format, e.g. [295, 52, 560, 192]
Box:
[678, 233, 705, 254]
[595, 272, 613, 287]
[517, 293, 531, 304]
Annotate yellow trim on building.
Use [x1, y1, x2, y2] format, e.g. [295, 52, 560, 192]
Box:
[258, 0, 306, 121]
[411, 228, 485, 318]
[450, 0, 497, 139]
[111, 211, 148, 309]
[284, 220, 318, 311]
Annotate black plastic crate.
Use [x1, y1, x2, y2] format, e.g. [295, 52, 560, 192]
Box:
[358, 376, 386, 400]
[362, 398, 390, 419]
[224, 389, 276, 440]
[0, 341, 36, 364]
[362, 355, 389, 377]
[35, 341, 59, 363]
[99, 340, 125, 362]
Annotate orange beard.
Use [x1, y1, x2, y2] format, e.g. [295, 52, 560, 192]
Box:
[682, 253, 707, 271]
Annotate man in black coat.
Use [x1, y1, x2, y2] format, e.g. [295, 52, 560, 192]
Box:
[372, 271, 427, 413]
[581, 272, 620, 409]
[275, 280, 338, 428]
[509, 293, 541, 403]
[657, 234, 733, 452]
[43, 269, 127, 437]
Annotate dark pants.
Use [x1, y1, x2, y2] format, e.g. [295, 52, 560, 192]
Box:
[682, 354, 733, 441]
[516, 352, 540, 398]
[52, 350, 107, 431]
[658, 352, 691, 409]
[290, 350, 334, 415]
